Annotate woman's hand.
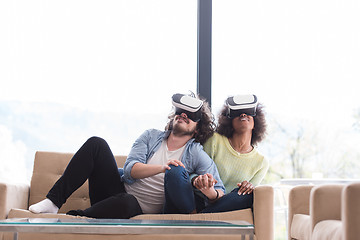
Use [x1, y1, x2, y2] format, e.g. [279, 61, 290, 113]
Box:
[192, 173, 217, 189]
[161, 159, 185, 173]
[237, 181, 254, 195]
[192, 173, 223, 201]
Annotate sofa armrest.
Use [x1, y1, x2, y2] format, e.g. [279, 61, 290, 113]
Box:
[0, 181, 30, 219]
[343, 182, 360, 240]
[253, 185, 274, 240]
[288, 185, 314, 240]
[310, 184, 343, 231]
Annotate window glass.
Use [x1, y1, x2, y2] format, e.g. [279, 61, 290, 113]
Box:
[213, 0, 360, 181]
[0, 0, 196, 182]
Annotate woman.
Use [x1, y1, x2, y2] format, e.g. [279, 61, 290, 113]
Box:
[193, 94, 268, 213]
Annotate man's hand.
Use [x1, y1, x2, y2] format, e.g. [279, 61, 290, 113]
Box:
[237, 181, 254, 195]
[161, 159, 185, 173]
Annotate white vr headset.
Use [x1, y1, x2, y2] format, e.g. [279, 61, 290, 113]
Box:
[226, 94, 258, 118]
[172, 93, 203, 122]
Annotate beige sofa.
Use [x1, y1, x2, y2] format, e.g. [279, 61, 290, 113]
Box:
[288, 183, 360, 240]
[0, 151, 274, 240]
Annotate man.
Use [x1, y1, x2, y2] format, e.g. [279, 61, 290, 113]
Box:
[29, 93, 225, 218]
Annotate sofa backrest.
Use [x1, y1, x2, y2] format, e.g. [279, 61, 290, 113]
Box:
[29, 151, 127, 214]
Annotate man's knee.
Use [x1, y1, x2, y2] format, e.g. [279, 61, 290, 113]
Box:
[84, 137, 112, 153]
[86, 136, 107, 146]
[165, 165, 188, 182]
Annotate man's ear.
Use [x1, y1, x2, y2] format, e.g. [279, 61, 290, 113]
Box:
[195, 124, 199, 134]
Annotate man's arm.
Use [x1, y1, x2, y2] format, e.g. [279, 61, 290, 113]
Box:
[130, 160, 184, 179]
[123, 129, 154, 183]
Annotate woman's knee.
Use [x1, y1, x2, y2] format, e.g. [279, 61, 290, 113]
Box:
[230, 190, 254, 208]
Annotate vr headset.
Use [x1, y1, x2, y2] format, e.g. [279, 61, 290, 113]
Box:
[172, 93, 203, 122]
[226, 94, 258, 118]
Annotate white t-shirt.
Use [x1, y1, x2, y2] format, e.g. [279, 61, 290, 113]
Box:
[124, 140, 185, 214]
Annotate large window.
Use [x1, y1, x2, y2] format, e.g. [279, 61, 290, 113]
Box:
[2, 0, 360, 184]
[0, 1, 196, 182]
[213, 0, 360, 181]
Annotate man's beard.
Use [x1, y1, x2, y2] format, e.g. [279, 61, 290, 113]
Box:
[172, 123, 196, 137]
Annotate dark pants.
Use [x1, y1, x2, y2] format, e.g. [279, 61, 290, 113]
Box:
[164, 165, 205, 213]
[46, 137, 142, 219]
[200, 188, 253, 213]
[163, 165, 253, 214]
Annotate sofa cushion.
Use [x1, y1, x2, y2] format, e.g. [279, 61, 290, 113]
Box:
[290, 214, 311, 240]
[311, 220, 342, 240]
[8, 208, 85, 219]
[9, 207, 253, 224]
[132, 208, 254, 224]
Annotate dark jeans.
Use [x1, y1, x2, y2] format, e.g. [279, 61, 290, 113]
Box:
[200, 187, 253, 213]
[164, 165, 205, 213]
[164, 165, 253, 214]
[46, 137, 142, 219]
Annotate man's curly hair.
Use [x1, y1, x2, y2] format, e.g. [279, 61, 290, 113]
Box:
[165, 98, 216, 145]
[216, 103, 267, 146]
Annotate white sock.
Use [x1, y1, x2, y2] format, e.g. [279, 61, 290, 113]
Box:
[29, 199, 59, 214]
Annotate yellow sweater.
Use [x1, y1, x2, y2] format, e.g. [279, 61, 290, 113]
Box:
[203, 133, 269, 194]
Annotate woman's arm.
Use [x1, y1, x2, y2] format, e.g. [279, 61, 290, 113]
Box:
[238, 158, 269, 194]
[248, 157, 269, 186]
[193, 173, 224, 200]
